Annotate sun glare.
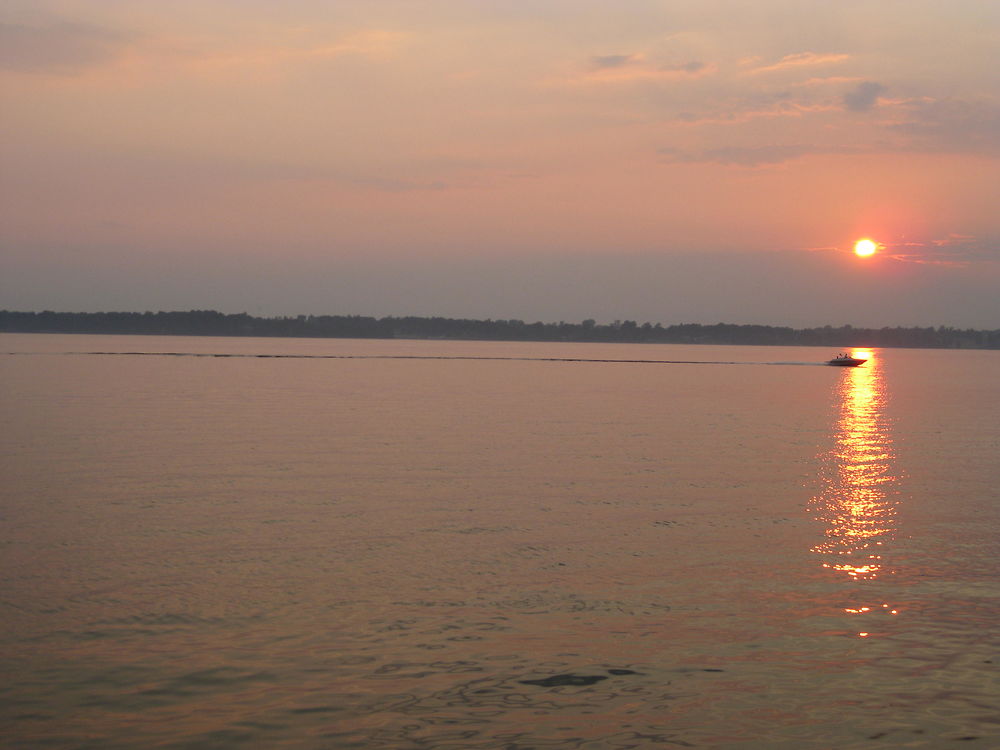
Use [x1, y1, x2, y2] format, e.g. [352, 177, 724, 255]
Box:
[854, 239, 878, 257]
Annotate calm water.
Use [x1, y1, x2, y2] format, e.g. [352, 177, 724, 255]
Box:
[1, 334, 998, 749]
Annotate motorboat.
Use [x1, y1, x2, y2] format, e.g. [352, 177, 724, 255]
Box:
[826, 353, 867, 367]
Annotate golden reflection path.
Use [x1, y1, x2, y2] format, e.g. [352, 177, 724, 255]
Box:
[810, 349, 902, 633]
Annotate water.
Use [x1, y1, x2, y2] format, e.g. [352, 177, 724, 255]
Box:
[1, 334, 998, 748]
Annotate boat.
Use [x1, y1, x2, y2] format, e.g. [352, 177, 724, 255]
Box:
[826, 353, 867, 367]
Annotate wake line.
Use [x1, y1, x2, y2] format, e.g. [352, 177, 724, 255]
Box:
[5, 351, 825, 366]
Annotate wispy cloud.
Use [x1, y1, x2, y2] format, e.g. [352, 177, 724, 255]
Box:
[660, 143, 858, 167]
[591, 54, 635, 69]
[0, 21, 132, 74]
[171, 28, 409, 73]
[795, 76, 866, 88]
[666, 89, 1000, 163]
[888, 98, 1000, 155]
[746, 52, 849, 75]
[672, 98, 838, 127]
[557, 53, 710, 85]
[874, 235, 997, 266]
[807, 235, 997, 267]
[665, 60, 706, 74]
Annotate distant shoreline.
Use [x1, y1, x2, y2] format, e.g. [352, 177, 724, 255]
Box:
[2, 310, 997, 349]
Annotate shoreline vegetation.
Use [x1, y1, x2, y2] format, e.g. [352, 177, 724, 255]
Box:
[1, 309, 997, 349]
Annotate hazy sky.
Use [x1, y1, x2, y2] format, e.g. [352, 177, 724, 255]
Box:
[2, 0, 998, 328]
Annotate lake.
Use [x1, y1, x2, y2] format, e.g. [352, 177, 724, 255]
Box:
[1, 334, 998, 749]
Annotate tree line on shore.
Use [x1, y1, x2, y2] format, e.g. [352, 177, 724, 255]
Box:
[1, 309, 997, 349]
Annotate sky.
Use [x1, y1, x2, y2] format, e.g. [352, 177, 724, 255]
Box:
[2, 0, 999, 329]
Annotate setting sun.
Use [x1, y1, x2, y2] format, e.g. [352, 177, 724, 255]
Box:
[854, 239, 878, 257]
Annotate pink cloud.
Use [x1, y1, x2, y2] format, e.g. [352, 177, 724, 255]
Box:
[747, 52, 850, 75]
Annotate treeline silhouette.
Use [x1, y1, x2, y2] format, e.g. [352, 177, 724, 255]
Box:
[2, 310, 997, 349]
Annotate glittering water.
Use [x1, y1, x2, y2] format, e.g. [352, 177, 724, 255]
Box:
[1, 334, 998, 749]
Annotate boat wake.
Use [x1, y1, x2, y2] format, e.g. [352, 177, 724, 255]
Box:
[5, 351, 827, 366]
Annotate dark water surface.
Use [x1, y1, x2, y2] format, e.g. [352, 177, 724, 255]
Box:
[2, 335, 998, 748]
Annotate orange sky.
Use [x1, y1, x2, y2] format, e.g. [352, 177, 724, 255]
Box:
[2, 1, 998, 326]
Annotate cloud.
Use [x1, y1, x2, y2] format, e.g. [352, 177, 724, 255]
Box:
[165, 28, 409, 75]
[843, 81, 886, 112]
[889, 98, 1000, 155]
[931, 234, 977, 247]
[796, 76, 865, 88]
[0, 21, 130, 73]
[660, 144, 820, 166]
[925, 234, 999, 261]
[666, 60, 705, 74]
[808, 235, 998, 267]
[845, 234, 999, 267]
[747, 52, 849, 75]
[591, 54, 635, 69]
[293, 29, 408, 61]
[668, 92, 1000, 164]
[671, 94, 836, 127]
[559, 53, 710, 85]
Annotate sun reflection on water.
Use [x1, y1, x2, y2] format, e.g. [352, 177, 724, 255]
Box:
[810, 349, 902, 630]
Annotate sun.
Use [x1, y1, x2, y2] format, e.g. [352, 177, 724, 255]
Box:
[854, 238, 878, 257]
